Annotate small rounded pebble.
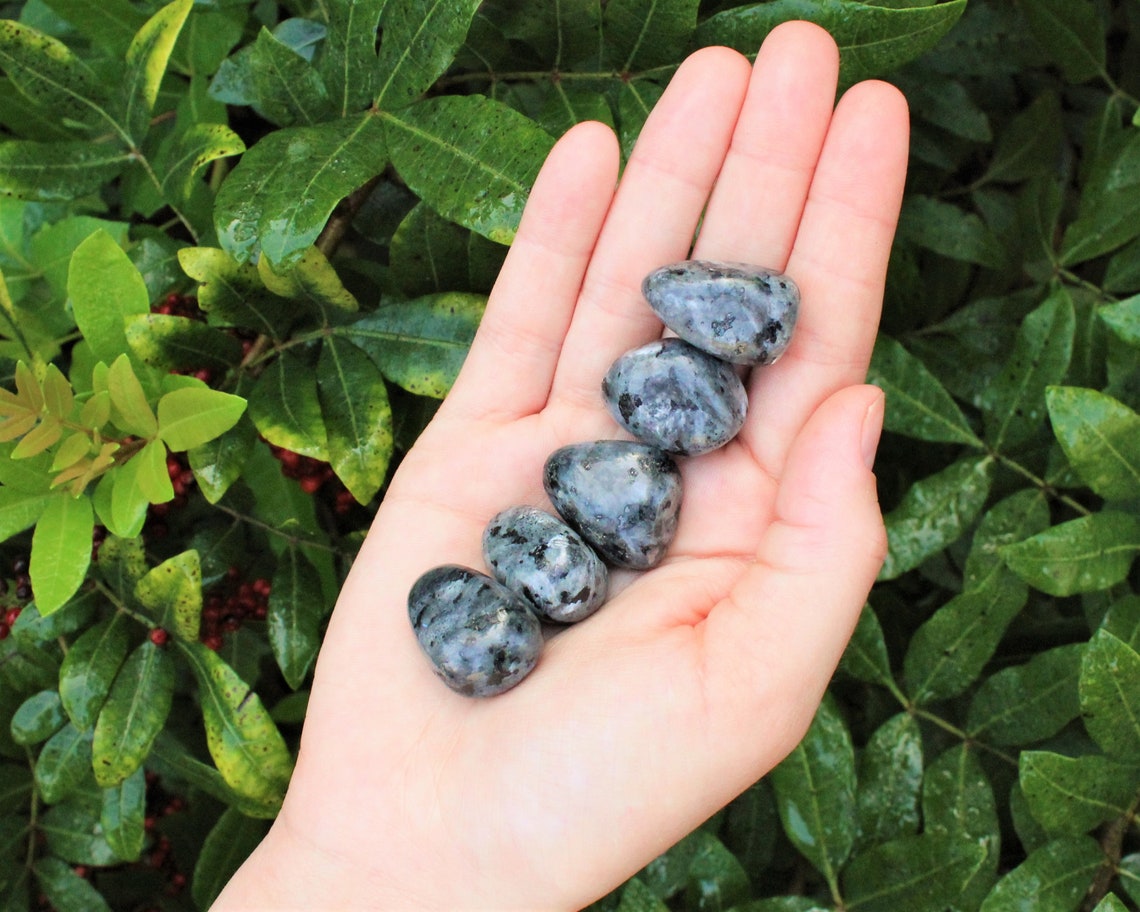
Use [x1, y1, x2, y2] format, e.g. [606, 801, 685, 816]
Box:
[483, 506, 609, 623]
[408, 565, 543, 697]
[642, 259, 799, 365]
[543, 440, 682, 570]
[602, 338, 748, 455]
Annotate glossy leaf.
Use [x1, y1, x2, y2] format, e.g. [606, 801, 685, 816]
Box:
[134, 549, 201, 640]
[768, 697, 855, 891]
[1016, 0, 1105, 84]
[101, 460, 149, 539]
[92, 640, 174, 786]
[604, 0, 699, 71]
[318, 0, 388, 116]
[33, 724, 93, 804]
[33, 856, 112, 912]
[257, 245, 359, 313]
[118, 0, 193, 142]
[58, 614, 128, 730]
[617, 79, 664, 160]
[0, 488, 52, 542]
[191, 807, 270, 911]
[967, 644, 1084, 745]
[898, 195, 1005, 268]
[1020, 751, 1139, 836]
[159, 122, 245, 204]
[126, 313, 244, 374]
[10, 689, 65, 745]
[249, 28, 330, 127]
[979, 837, 1102, 912]
[1046, 386, 1140, 501]
[879, 455, 994, 581]
[1099, 294, 1140, 348]
[189, 414, 257, 504]
[179, 641, 293, 815]
[99, 765, 145, 861]
[842, 833, 986, 912]
[963, 488, 1051, 591]
[177, 246, 297, 337]
[340, 292, 485, 398]
[694, 0, 966, 88]
[388, 203, 484, 296]
[0, 140, 131, 200]
[214, 113, 387, 266]
[1060, 189, 1140, 266]
[617, 877, 669, 911]
[837, 603, 894, 688]
[317, 336, 393, 503]
[68, 231, 150, 366]
[157, 386, 247, 452]
[1091, 896, 1129, 912]
[383, 95, 554, 245]
[248, 351, 329, 459]
[855, 713, 922, 848]
[1003, 511, 1140, 597]
[107, 353, 158, 438]
[867, 335, 981, 447]
[29, 492, 93, 615]
[268, 547, 326, 689]
[39, 795, 119, 865]
[983, 288, 1075, 452]
[1080, 629, 1140, 760]
[683, 830, 751, 911]
[374, 0, 481, 109]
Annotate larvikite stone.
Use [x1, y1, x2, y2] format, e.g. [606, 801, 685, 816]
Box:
[408, 565, 542, 697]
[642, 259, 799, 365]
[543, 440, 682, 570]
[483, 506, 609, 624]
[602, 337, 748, 456]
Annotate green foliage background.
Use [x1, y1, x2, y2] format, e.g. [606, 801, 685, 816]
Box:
[1, 0, 1139, 909]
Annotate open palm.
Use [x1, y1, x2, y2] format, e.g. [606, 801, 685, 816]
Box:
[214, 21, 909, 912]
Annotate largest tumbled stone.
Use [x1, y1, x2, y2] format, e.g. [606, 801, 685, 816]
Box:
[543, 440, 682, 570]
[642, 259, 799, 365]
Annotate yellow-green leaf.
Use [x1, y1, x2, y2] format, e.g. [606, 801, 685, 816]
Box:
[118, 0, 194, 143]
[134, 549, 201, 641]
[157, 386, 247, 451]
[29, 492, 94, 615]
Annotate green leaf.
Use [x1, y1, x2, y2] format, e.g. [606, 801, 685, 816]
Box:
[617, 79, 664, 161]
[118, 0, 194, 143]
[1045, 386, 1140, 501]
[1099, 294, 1140, 348]
[1003, 511, 1140, 597]
[843, 834, 987, 912]
[1020, 751, 1140, 836]
[967, 644, 1084, 745]
[99, 765, 145, 861]
[374, 0, 481, 109]
[616, 877, 669, 911]
[268, 547, 326, 689]
[131, 440, 168, 508]
[837, 603, 895, 688]
[249, 27, 331, 127]
[533, 81, 616, 139]
[68, 231, 150, 366]
[0, 488, 52, 541]
[683, 830, 751, 911]
[317, 336, 393, 503]
[0, 20, 112, 134]
[855, 713, 923, 848]
[159, 122, 245, 205]
[1080, 629, 1140, 760]
[33, 856, 112, 912]
[979, 836, 1102, 912]
[107, 353, 158, 438]
[134, 549, 201, 640]
[39, 795, 119, 865]
[40, 0, 148, 57]
[982, 92, 1063, 184]
[188, 415, 256, 504]
[191, 807, 270, 911]
[10, 689, 65, 745]
[58, 614, 129, 731]
[148, 731, 245, 808]
[963, 489, 1051, 591]
[92, 640, 175, 786]
[879, 455, 994, 581]
[768, 697, 855, 891]
[248, 350, 329, 459]
[603, 0, 699, 71]
[694, 0, 966, 88]
[177, 246, 297, 337]
[0, 140, 131, 200]
[33, 724, 93, 804]
[867, 335, 981, 447]
[318, 0, 388, 116]
[29, 492, 93, 615]
[101, 461, 149, 539]
[178, 641, 293, 814]
[383, 94, 554, 245]
[340, 292, 485, 398]
[214, 113, 387, 266]
[1060, 191, 1140, 267]
[257, 245, 359, 314]
[983, 289, 1076, 452]
[1091, 896, 1129, 912]
[1016, 0, 1105, 84]
[157, 386, 247, 452]
[898, 195, 1006, 268]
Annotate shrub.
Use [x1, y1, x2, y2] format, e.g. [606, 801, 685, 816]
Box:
[0, 0, 1138, 909]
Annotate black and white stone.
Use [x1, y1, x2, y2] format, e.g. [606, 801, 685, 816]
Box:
[408, 565, 543, 697]
[543, 440, 682, 570]
[483, 506, 609, 623]
[602, 338, 748, 456]
[642, 259, 799, 365]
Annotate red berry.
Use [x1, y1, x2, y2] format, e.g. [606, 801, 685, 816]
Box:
[203, 634, 224, 651]
[299, 475, 323, 494]
[4, 606, 21, 626]
[149, 628, 169, 647]
[0, 624, 9, 640]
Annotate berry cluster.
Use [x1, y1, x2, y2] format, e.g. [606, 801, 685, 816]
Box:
[200, 565, 271, 650]
[151, 291, 258, 386]
[267, 443, 356, 514]
[0, 556, 32, 640]
[146, 454, 196, 539]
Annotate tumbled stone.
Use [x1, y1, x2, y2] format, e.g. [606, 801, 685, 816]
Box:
[602, 337, 748, 456]
[408, 564, 542, 697]
[543, 440, 682, 570]
[483, 506, 609, 623]
[642, 259, 799, 365]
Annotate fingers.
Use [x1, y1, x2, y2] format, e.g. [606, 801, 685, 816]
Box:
[548, 46, 753, 409]
[741, 79, 909, 476]
[442, 121, 620, 421]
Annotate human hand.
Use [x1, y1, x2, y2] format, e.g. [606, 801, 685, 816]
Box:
[212, 20, 909, 911]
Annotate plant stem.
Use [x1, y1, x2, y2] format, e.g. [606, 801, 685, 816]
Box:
[993, 452, 1093, 517]
[1081, 790, 1140, 911]
[212, 503, 348, 555]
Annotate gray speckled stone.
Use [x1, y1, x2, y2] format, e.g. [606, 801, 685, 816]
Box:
[543, 441, 682, 570]
[642, 259, 799, 365]
[483, 506, 609, 624]
[602, 338, 748, 456]
[408, 565, 542, 697]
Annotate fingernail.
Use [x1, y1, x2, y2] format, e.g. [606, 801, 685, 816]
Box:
[861, 390, 885, 470]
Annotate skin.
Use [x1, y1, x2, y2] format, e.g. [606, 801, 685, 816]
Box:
[212, 21, 909, 912]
